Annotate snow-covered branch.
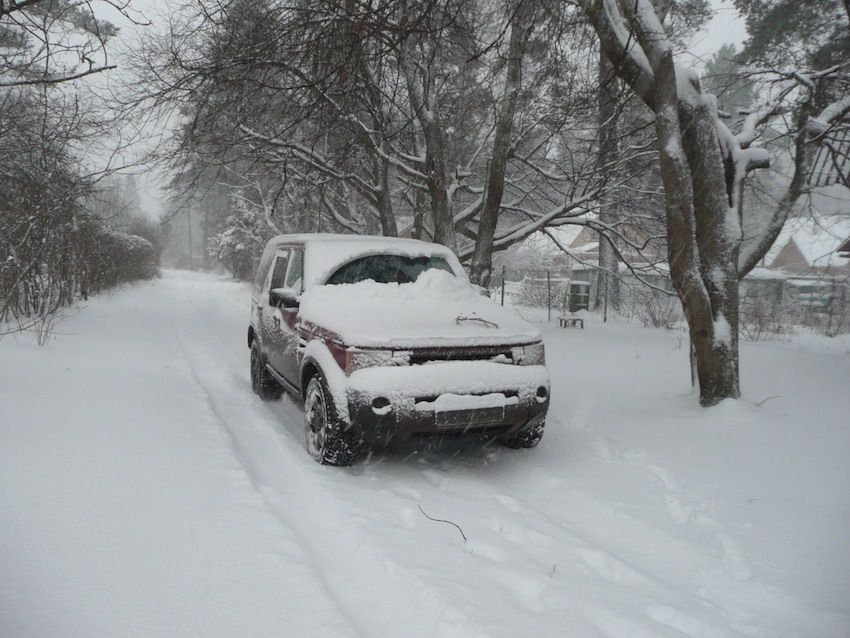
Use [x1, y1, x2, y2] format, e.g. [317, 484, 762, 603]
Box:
[808, 96, 850, 136]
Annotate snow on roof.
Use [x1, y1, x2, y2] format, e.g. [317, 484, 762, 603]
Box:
[766, 215, 850, 268]
[255, 234, 464, 292]
[514, 222, 597, 256]
[268, 233, 439, 249]
[745, 266, 789, 281]
[573, 240, 599, 253]
[544, 225, 586, 248]
[265, 234, 465, 289]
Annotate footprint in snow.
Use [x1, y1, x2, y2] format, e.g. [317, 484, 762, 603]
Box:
[399, 507, 418, 530]
[494, 494, 523, 513]
[717, 533, 753, 581]
[389, 485, 422, 501]
[645, 604, 727, 638]
[578, 548, 650, 586]
[465, 537, 505, 563]
[487, 518, 552, 546]
[494, 571, 547, 613]
[422, 470, 454, 493]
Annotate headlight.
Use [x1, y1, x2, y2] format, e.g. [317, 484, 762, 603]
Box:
[511, 342, 545, 366]
[345, 348, 410, 374]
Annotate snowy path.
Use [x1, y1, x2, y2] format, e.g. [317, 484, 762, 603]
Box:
[2, 271, 849, 637]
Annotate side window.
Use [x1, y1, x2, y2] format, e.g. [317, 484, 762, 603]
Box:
[284, 249, 304, 292]
[254, 243, 277, 290]
[269, 251, 289, 290]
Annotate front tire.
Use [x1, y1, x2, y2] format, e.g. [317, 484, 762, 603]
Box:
[500, 419, 545, 449]
[304, 374, 362, 466]
[250, 340, 283, 401]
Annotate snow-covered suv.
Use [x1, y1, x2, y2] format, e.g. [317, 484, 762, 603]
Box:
[248, 234, 550, 465]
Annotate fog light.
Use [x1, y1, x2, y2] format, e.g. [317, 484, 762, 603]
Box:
[535, 386, 548, 402]
[371, 396, 392, 415]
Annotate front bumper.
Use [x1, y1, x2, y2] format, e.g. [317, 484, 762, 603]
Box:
[344, 361, 549, 446]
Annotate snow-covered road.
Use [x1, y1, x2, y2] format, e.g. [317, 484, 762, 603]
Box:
[2, 271, 848, 637]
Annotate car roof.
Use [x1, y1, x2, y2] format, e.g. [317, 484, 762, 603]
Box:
[266, 233, 441, 249]
[256, 234, 466, 291]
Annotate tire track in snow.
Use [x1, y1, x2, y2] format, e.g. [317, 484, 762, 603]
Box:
[169, 276, 494, 638]
[376, 454, 746, 637]
[165, 272, 826, 638]
[170, 275, 737, 638]
[562, 416, 832, 636]
[362, 403, 815, 638]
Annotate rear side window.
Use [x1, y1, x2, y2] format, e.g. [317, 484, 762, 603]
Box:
[269, 251, 289, 290]
[285, 249, 304, 292]
[254, 243, 279, 290]
[325, 254, 454, 285]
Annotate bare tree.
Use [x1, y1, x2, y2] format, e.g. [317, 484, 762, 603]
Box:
[581, 0, 849, 405]
[131, 0, 665, 282]
[0, 0, 132, 87]
[0, 1, 153, 337]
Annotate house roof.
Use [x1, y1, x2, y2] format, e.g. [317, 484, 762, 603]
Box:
[765, 214, 850, 269]
[519, 222, 598, 256]
[540, 224, 588, 249]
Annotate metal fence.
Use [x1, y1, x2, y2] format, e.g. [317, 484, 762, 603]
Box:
[493, 264, 850, 336]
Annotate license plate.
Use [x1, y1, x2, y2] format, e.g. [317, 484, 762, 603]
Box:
[435, 406, 505, 428]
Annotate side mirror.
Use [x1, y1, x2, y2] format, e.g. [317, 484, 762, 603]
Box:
[269, 287, 300, 309]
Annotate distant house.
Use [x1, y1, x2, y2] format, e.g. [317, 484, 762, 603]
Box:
[547, 225, 599, 267]
[764, 214, 850, 276]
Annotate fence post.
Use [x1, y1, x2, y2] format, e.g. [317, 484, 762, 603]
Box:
[501, 265, 506, 306]
[547, 271, 552, 322]
[603, 271, 608, 323]
[187, 208, 194, 271]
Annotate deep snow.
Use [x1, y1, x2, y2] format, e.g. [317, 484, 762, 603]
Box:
[1, 270, 848, 638]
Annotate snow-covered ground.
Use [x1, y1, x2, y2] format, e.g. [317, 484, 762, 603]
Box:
[1, 270, 848, 638]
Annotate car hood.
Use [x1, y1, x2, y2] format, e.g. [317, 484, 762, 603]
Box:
[297, 270, 541, 349]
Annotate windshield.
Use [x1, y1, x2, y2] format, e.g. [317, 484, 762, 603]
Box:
[325, 254, 455, 285]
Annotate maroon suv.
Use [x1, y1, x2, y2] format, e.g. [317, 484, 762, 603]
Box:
[249, 234, 550, 465]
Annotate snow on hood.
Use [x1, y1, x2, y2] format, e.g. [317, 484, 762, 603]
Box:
[298, 269, 541, 348]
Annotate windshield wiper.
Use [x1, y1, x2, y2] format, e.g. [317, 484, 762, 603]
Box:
[456, 314, 499, 329]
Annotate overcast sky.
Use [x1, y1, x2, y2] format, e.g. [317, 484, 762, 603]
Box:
[688, 0, 750, 62]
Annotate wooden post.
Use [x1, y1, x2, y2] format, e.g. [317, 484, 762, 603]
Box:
[501, 265, 506, 306]
[187, 208, 194, 271]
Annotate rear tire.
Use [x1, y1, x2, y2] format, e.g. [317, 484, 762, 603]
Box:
[250, 340, 283, 401]
[500, 419, 545, 449]
[304, 374, 362, 466]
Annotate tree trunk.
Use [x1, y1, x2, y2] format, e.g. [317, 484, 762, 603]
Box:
[469, 0, 535, 286]
[376, 149, 398, 237]
[581, 0, 838, 408]
[400, 48, 456, 251]
[654, 51, 740, 406]
[422, 117, 455, 250]
[594, 51, 621, 310]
